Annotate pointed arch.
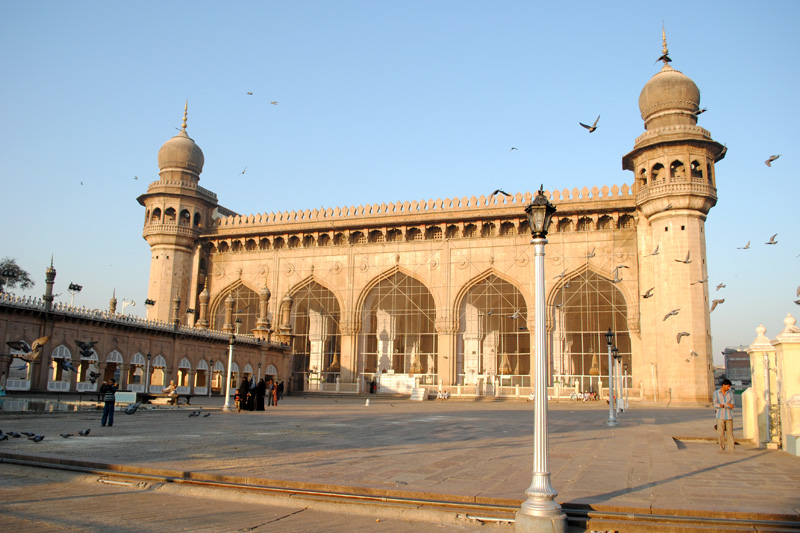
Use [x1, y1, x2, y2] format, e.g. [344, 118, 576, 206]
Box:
[152, 354, 167, 367]
[210, 279, 260, 333]
[131, 352, 146, 365]
[178, 357, 192, 369]
[354, 265, 440, 328]
[106, 350, 123, 363]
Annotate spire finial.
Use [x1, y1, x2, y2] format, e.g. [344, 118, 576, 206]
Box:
[50, 255, 54, 267]
[181, 100, 188, 131]
[656, 23, 672, 65]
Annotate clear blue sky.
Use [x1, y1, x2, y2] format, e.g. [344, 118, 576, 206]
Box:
[1, 1, 797, 365]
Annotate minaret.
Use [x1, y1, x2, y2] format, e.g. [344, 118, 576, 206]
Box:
[137, 103, 219, 323]
[622, 30, 726, 403]
[43, 256, 56, 312]
[109, 289, 118, 315]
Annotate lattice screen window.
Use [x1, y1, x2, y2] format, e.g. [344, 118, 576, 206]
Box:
[358, 273, 437, 375]
[213, 286, 259, 334]
[290, 282, 342, 381]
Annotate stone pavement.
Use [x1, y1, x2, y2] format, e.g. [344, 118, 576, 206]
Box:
[1, 395, 799, 530]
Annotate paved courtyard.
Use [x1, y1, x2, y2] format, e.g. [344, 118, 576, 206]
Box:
[1, 395, 799, 530]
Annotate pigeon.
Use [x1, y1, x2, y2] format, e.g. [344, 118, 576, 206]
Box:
[658, 203, 674, 214]
[509, 147, 518, 152]
[694, 107, 708, 116]
[677, 332, 690, 344]
[642, 287, 655, 299]
[89, 371, 101, 384]
[491, 189, 511, 197]
[203, 413, 211, 417]
[579, 115, 600, 133]
[689, 350, 699, 358]
[61, 359, 79, 373]
[508, 310, 522, 320]
[125, 402, 141, 415]
[270, 101, 278, 105]
[663, 309, 680, 321]
[765, 234, 778, 245]
[716, 283, 726, 291]
[29, 435, 45, 443]
[586, 247, 596, 259]
[691, 277, 709, 285]
[554, 269, 567, 279]
[6, 336, 50, 362]
[675, 251, 692, 264]
[646, 244, 660, 256]
[75, 340, 97, 358]
[78, 429, 91, 436]
[188, 411, 201, 417]
[246, 91, 253, 95]
[710, 299, 725, 313]
[21, 432, 35, 437]
[737, 241, 750, 250]
[0, 434, 8, 441]
[795, 299, 800, 306]
[764, 154, 781, 167]
[60, 433, 74, 438]
[11, 363, 28, 371]
[8, 431, 21, 438]
[611, 267, 623, 284]
[486, 310, 494, 316]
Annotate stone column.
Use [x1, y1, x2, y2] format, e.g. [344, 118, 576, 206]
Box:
[338, 320, 359, 384]
[746, 324, 775, 445]
[435, 319, 457, 387]
[196, 281, 210, 329]
[772, 314, 800, 451]
[222, 292, 234, 333]
[118, 364, 128, 390]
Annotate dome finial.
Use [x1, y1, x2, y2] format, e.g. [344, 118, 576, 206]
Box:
[181, 100, 188, 131]
[657, 23, 672, 65]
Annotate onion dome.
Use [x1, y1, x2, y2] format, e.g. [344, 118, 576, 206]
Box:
[157, 102, 204, 175]
[638, 28, 701, 130]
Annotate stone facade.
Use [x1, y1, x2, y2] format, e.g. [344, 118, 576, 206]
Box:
[134, 48, 724, 403]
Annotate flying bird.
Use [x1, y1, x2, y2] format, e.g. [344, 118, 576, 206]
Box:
[663, 309, 680, 321]
[491, 189, 512, 197]
[646, 244, 660, 256]
[510, 147, 518, 152]
[11, 363, 28, 371]
[716, 283, 726, 291]
[611, 267, 624, 284]
[554, 269, 567, 279]
[241, 167, 247, 175]
[508, 310, 522, 320]
[710, 299, 725, 313]
[795, 299, 800, 306]
[675, 251, 692, 264]
[134, 176, 138, 180]
[764, 154, 781, 167]
[677, 332, 690, 344]
[246, 92, 253, 95]
[737, 241, 750, 250]
[796, 285, 800, 298]
[78, 429, 91, 436]
[658, 203, 674, 214]
[270, 101, 278, 105]
[89, 371, 101, 384]
[486, 309, 494, 316]
[75, 340, 98, 358]
[125, 402, 141, 415]
[579, 115, 600, 133]
[60, 359, 79, 373]
[691, 277, 709, 285]
[586, 247, 596, 259]
[694, 107, 707, 116]
[6, 336, 50, 362]
[765, 234, 778, 245]
[642, 287, 655, 299]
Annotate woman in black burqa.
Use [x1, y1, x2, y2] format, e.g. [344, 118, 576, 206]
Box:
[256, 378, 266, 411]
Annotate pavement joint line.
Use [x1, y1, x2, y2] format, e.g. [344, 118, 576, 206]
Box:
[2, 452, 799, 529]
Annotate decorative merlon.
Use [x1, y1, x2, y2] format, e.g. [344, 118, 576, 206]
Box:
[213, 184, 633, 228]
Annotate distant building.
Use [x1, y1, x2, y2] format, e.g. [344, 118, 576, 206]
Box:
[722, 346, 751, 388]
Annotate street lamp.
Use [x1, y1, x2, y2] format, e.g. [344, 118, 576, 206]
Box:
[258, 361, 262, 381]
[144, 299, 156, 320]
[222, 318, 243, 411]
[122, 299, 135, 315]
[604, 328, 617, 427]
[208, 358, 214, 398]
[145, 353, 151, 394]
[68, 283, 82, 306]
[516, 186, 565, 532]
[612, 347, 622, 414]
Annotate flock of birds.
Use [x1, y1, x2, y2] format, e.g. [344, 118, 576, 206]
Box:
[7, 338, 101, 383]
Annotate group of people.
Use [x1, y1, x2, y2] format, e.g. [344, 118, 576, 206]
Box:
[235, 377, 283, 412]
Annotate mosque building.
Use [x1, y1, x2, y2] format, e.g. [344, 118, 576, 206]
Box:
[137, 37, 725, 403]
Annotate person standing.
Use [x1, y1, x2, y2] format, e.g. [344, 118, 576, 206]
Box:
[714, 378, 735, 451]
[100, 378, 117, 427]
[277, 381, 284, 401]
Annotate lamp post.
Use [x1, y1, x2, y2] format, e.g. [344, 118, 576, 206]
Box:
[222, 318, 243, 412]
[68, 283, 82, 306]
[122, 298, 135, 315]
[208, 358, 214, 398]
[604, 328, 617, 427]
[516, 186, 565, 532]
[612, 347, 622, 414]
[145, 353, 151, 394]
[258, 361, 262, 381]
[144, 299, 156, 320]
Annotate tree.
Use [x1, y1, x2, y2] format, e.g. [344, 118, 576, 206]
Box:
[0, 257, 34, 294]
